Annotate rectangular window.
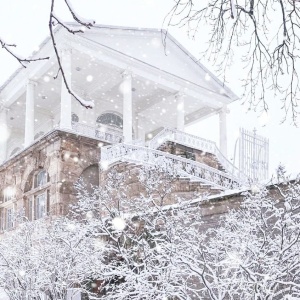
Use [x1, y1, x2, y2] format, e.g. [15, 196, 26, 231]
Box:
[0, 209, 4, 231]
[28, 198, 33, 221]
[3, 187, 15, 202]
[6, 208, 13, 229]
[36, 170, 47, 188]
[35, 193, 47, 219]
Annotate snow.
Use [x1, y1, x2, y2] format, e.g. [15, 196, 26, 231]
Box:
[65, 0, 95, 26]
[0, 163, 300, 298]
[112, 217, 126, 231]
[230, 0, 237, 18]
[0, 289, 9, 300]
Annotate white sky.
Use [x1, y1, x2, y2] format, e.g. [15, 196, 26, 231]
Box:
[0, 0, 299, 178]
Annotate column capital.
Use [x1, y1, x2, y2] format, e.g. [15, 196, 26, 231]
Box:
[27, 79, 38, 87]
[0, 101, 9, 113]
[121, 69, 133, 79]
[175, 92, 185, 99]
[219, 105, 230, 114]
[61, 48, 72, 55]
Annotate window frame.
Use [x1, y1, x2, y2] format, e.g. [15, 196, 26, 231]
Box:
[3, 186, 15, 203]
[25, 169, 50, 221]
[35, 170, 48, 188]
[6, 207, 14, 230]
[35, 192, 48, 220]
[0, 206, 15, 231]
[96, 112, 123, 130]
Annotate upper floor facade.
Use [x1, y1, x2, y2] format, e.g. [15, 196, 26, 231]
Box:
[0, 24, 241, 231]
[0, 24, 237, 165]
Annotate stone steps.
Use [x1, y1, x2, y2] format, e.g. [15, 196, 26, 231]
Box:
[110, 162, 223, 202]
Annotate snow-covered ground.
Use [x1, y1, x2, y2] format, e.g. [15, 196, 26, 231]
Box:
[0, 288, 9, 300]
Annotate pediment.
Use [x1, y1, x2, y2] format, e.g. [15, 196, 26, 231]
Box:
[76, 25, 236, 100]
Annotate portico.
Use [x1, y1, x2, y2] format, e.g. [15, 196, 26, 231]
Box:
[0, 25, 236, 165]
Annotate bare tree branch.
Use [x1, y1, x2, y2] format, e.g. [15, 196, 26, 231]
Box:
[0, 38, 49, 67]
[49, 0, 95, 109]
[1, 0, 95, 109]
[164, 0, 300, 124]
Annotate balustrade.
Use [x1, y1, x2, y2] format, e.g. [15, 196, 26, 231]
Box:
[101, 143, 245, 190]
[71, 122, 123, 144]
[148, 128, 246, 180]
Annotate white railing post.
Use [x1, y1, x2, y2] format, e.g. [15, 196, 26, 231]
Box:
[25, 80, 37, 147]
[0, 103, 8, 163]
[219, 105, 228, 158]
[176, 93, 185, 131]
[122, 70, 133, 143]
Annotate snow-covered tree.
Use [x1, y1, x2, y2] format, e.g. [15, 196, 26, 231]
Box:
[71, 166, 207, 299]
[3, 165, 300, 299]
[194, 179, 300, 299]
[0, 216, 104, 299]
[0, 166, 208, 299]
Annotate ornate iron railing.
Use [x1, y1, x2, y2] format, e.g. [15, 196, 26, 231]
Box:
[71, 122, 123, 144]
[101, 143, 245, 190]
[148, 127, 246, 180]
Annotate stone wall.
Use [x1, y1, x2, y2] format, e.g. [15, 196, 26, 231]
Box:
[158, 141, 224, 170]
[0, 130, 103, 228]
[0, 130, 242, 231]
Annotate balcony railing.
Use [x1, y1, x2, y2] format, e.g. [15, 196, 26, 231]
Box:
[148, 127, 247, 181]
[1, 122, 124, 166]
[101, 143, 246, 190]
[71, 122, 123, 144]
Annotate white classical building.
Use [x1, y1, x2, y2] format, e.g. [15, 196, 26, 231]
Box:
[0, 24, 237, 165]
[0, 24, 246, 233]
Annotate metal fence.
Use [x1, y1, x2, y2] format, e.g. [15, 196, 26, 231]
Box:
[239, 128, 269, 182]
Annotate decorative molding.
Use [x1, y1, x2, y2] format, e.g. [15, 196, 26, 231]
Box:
[174, 91, 185, 100]
[27, 79, 38, 87]
[0, 99, 9, 114]
[218, 105, 230, 114]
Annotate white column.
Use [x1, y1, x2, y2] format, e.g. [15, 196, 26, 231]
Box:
[25, 80, 36, 147]
[219, 105, 228, 158]
[137, 114, 146, 143]
[60, 49, 72, 130]
[176, 93, 185, 131]
[0, 104, 8, 163]
[122, 71, 133, 143]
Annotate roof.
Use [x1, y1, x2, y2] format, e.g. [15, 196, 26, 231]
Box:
[0, 23, 238, 102]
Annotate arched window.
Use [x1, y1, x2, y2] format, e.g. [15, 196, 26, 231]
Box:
[10, 147, 21, 158]
[72, 113, 79, 123]
[96, 112, 123, 129]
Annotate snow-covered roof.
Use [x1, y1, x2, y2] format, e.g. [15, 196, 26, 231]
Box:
[0, 24, 238, 103]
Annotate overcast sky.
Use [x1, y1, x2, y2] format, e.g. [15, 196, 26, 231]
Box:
[0, 0, 299, 178]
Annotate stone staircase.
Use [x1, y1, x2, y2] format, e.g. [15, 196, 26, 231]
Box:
[100, 128, 248, 193]
[157, 141, 226, 173]
[101, 144, 244, 191]
[107, 161, 224, 204]
[147, 127, 246, 180]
